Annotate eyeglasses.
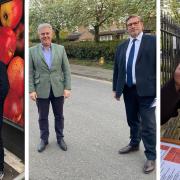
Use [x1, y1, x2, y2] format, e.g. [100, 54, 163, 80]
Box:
[127, 21, 140, 27]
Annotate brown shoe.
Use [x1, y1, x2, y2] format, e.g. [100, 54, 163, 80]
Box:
[118, 145, 139, 154]
[143, 160, 155, 174]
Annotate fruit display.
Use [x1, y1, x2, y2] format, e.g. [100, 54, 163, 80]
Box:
[0, 0, 23, 29]
[0, 0, 24, 127]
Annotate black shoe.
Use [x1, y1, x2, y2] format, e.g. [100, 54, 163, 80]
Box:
[58, 138, 67, 151]
[118, 144, 139, 154]
[143, 160, 155, 174]
[0, 171, 4, 180]
[37, 140, 48, 152]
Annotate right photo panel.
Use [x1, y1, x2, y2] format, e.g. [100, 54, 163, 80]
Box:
[161, 0, 180, 179]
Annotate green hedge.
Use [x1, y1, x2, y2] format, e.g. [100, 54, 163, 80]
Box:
[62, 40, 124, 62]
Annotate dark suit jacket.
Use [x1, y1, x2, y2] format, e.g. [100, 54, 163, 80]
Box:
[113, 34, 156, 98]
[161, 78, 180, 125]
[0, 61, 9, 101]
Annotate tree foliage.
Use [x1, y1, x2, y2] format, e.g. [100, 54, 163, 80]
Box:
[29, 0, 156, 43]
[29, 0, 70, 43]
[169, 0, 180, 23]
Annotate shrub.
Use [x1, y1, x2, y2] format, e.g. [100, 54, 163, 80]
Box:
[62, 40, 124, 62]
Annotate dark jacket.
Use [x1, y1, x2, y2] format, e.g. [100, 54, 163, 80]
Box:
[0, 61, 9, 100]
[113, 34, 156, 98]
[161, 78, 180, 125]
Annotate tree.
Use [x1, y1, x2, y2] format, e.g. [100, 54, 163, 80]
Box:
[170, 0, 180, 23]
[161, 0, 180, 23]
[29, 0, 156, 43]
[68, 0, 156, 42]
[29, 0, 70, 43]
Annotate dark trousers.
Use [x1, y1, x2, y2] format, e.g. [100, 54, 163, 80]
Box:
[36, 89, 64, 143]
[123, 85, 156, 160]
[0, 99, 4, 171]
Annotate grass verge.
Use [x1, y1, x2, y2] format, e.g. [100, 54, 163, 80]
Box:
[69, 59, 113, 70]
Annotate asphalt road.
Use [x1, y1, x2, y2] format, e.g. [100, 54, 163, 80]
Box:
[29, 75, 156, 180]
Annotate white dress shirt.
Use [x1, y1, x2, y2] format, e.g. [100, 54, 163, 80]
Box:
[126, 32, 143, 84]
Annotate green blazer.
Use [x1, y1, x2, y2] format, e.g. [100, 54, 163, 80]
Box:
[29, 43, 71, 98]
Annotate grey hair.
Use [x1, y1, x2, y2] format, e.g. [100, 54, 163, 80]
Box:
[37, 23, 53, 33]
[125, 15, 143, 25]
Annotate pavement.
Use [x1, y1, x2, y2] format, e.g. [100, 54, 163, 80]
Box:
[70, 64, 113, 82]
[29, 64, 156, 180]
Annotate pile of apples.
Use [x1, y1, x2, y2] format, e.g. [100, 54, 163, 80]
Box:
[0, 0, 24, 127]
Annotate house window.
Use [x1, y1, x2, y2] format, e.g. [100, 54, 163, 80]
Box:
[100, 35, 113, 41]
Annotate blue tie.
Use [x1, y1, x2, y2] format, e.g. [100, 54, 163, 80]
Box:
[127, 39, 136, 87]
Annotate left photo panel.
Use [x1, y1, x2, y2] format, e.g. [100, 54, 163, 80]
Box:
[0, 0, 24, 179]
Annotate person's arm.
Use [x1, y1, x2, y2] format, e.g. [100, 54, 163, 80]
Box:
[0, 61, 9, 100]
[112, 46, 120, 100]
[61, 46, 71, 98]
[29, 49, 37, 101]
[161, 64, 180, 125]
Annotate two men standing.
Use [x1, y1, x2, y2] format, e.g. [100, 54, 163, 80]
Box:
[29, 16, 156, 174]
[29, 23, 71, 152]
[113, 15, 156, 174]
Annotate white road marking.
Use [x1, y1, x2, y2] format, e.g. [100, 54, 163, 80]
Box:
[72, 74, 112, 84]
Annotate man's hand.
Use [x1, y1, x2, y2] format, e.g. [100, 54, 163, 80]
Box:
[64, 89, 71, 98]
[30, 91, 37, 101]
[113, 91, 120, 101]
[174, 64, 180, 92]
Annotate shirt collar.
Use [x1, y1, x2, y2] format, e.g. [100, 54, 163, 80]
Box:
[129, 32, 143, 43]
[41, 44, 52, 51]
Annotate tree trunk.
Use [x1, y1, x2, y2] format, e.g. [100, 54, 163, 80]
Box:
[94, 25, 100, 43]
[55, 29, 60, 44]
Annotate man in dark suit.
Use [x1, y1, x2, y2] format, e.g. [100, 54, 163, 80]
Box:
[113, 15, 156, 174]
[0, 61, 9, 179]
[161, 63, 180, 125]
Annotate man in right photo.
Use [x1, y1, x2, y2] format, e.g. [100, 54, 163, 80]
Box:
[161, 1, 180, 179]
[113, 15, 156, 174]
[161, 64, 180, 125]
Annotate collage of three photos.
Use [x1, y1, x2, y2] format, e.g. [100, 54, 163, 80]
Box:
[0, 0, 179, 179]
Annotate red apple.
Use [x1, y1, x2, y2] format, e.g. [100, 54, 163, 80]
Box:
[1, 0, 23, 29]
[0, 27, 16, 64]
[7, 56, 24, 97]
[3, 89, 23, 125]
[15, 22, 24, 52]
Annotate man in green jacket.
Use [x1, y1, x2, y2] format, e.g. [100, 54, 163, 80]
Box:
[29, 23, 71, 152]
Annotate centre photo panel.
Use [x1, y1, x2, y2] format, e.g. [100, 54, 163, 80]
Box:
[29, 0, 157, 180]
